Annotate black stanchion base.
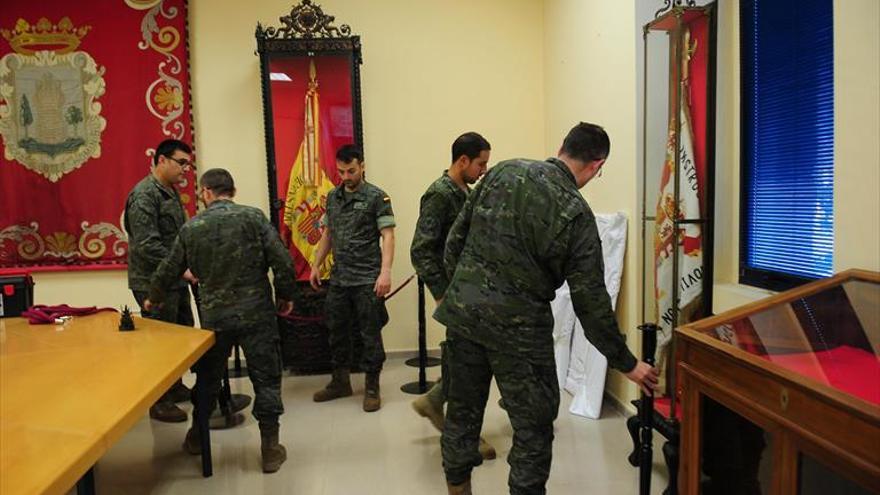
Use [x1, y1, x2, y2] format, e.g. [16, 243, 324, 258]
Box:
[405, 356, 441, 368]
[400, 380, 436, 395]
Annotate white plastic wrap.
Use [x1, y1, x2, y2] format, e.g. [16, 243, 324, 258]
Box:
[551, 212, 628, 419]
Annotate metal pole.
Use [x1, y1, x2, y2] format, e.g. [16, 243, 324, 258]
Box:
[639, 323, 659, 495]
[401, 278, 435, 394]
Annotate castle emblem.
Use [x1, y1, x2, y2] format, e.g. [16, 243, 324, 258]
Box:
[0, 17, 107, 181]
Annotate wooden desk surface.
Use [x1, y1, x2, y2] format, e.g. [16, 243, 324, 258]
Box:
[0, 312, 214, 495]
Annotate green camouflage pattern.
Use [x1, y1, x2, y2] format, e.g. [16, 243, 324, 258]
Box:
[325, 284, 387, 373]
[410, 171, 468, 300]
[191, 318, 284, 430]
[442, 334, 557, 494]
[325, 182, 395, 287]
[148, 199, 298, 324]
[124, 174, 188, 291]
[434, 157, 637, 372]
[148, 199, 297, 428]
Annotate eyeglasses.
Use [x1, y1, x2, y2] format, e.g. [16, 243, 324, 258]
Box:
[168, 157, 193, 170]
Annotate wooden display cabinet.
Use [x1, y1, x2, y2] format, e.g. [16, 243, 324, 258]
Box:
[676, 269, 880, 494]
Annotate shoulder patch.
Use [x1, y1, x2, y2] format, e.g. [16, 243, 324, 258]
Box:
[383, 196, 391, 202]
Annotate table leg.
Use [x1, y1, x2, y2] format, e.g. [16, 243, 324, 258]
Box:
[197, 376, 213, 477]
[76, 466, 95, 495]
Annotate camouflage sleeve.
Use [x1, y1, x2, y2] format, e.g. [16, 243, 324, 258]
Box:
[375, 192, 396, 230]
[259, 213, 299, 304]
[148, 233, 188, 304]
[563, 212, 637, 372]
[126, 192, 169, 267]
[410, 190, 451, 300]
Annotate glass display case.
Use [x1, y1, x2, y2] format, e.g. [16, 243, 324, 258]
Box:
[676, 269, 880, 494]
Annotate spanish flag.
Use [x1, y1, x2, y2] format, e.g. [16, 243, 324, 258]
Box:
[282, 60, 336, 280]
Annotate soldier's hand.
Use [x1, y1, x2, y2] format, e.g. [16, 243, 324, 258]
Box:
[277, 299, 294, 316]
[309, 266, 322, 290]
[624, 360, 660, 396]
[374, 270, 391, 298]
[182, 269, 198, 284]
[143, 299, 158, 311]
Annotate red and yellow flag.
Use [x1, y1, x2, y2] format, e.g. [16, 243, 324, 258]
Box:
[282, 60, 335, 279]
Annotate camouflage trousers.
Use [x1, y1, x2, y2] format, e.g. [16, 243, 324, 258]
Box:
[325, 284, 386, 373]
[442, 332, 559, 495]
[133, 288, 194, 405]
[196, 314, 284, 430]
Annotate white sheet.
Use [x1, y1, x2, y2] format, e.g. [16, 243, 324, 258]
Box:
[551, 212, 628, 419]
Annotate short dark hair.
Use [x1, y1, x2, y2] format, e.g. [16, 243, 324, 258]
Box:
[451, 132, 491, 163]
[154, 139, 192, 166]
[560, 122, 610, 163]
[336, 144, 363, 164]
[199, 168, 235, 197]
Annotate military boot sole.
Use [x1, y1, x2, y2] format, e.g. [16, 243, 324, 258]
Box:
[363, 396, 381, 412]
[478, 437, 497, 460]
[312, 386, 353, 402]
[149, 403, 188, 423]
[262, 444, 287, 473]
[209, 411, 246, 430]
[411, 398, 444, 431]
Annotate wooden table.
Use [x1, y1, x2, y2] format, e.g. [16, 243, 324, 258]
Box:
[0, 312, 215, 495]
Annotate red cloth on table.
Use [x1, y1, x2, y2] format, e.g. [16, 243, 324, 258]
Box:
[21, 304, 116, 325]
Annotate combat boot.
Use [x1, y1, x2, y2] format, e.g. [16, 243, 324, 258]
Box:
[182, 427, 201, 455]
[313, 368, 353, 402]
[260, 427, 287, 473]
[168, 379, 192, 403]
[150, 401, 187, 422]
[363, 371, 381, 412]
[447, 478, 472, 495]
[412, 394, 444, 431]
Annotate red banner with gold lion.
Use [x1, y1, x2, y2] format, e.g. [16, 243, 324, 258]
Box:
[0, 0, 195, 272]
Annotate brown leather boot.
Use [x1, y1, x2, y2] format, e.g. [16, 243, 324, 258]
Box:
[260, 428, 287, 473]
[447, 478, 472, 495]
[478, 437, 496, 460]
[363, 372, 381, 412]
[412, 394, 444, 431]
[313, 368, 353, 402]
[168, 379, 191, 403]
[150, 401, 187, 423]
[182, 427, 201, 455]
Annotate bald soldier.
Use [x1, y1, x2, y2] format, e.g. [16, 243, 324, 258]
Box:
[437, 123, 659, 494]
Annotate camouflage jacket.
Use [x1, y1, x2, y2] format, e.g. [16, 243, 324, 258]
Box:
[325, 181, 395, 287]
[434, 158, 637, 371]
[124, 174, 188, 291]
[410, 171, 468, 300]
[148, 200, 298, 324]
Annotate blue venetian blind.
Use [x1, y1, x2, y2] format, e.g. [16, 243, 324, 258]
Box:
[740, 0, 834, 283]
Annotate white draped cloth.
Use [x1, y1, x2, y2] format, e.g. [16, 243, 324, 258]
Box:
[552, 212, 628, 419]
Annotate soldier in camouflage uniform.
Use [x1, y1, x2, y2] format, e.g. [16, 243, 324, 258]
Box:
[124, 139, 196, 423]
[146, 168, 298, 473]
[435, 123, 660, 495]
[310, 144, 395, 413]
[410, 132, 496, 460]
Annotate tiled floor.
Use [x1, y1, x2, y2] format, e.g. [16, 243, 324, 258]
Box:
[84, 357, 669, 494]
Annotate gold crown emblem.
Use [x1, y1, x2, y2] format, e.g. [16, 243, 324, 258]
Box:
[1, 17, 91, 55]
